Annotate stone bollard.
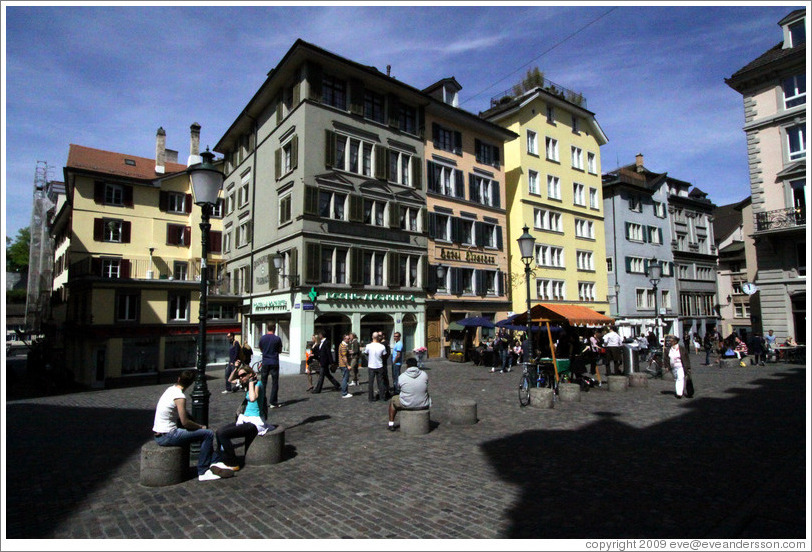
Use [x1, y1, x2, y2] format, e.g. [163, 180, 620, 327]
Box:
[245, 425, 286, 466]
[529, 387, 554, 409]
[448, 398, 478, 425]
[608, 375, 628, 392]
[140, 440, 189, 487]
[720, 358, 743, 369]
[558, 383, 581, 402]
[628, 373, 649, 388]
[400, 409, 431, 435]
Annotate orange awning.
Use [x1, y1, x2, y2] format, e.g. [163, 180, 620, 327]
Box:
[530, 303, 614, 327]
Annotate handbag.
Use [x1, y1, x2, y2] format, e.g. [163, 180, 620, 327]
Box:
[235, 397, 247, 421]
[685, 373, 695, 398]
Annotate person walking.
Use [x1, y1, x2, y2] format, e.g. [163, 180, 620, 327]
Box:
[602, 326, 624, 375]
[589, 330, 602, 375]
[365, 333, 387, 402]
[764, 329, 776, 363]
[702, 331, 714, 365]
[223, 332, 241, 394]
[258, 324, 283, 408]
[748, 333, 766, 366]
[390, 332, 404, 394]
[348, 332, 361, 386]
[338, 334, 352, 399]
[663, 334, 692, 399]
[312, 330, 341, 394]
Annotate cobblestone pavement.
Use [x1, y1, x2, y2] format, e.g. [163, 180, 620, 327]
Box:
[4, 354, 808, 540]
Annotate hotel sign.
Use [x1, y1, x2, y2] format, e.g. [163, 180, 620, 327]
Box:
[325, 292, 416, 303]
[439, 248, 496, 265]
[253, 299, 288, 313]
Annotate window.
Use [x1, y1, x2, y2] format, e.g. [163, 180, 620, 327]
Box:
[606, 257, 614, 273]
[528, 170, 540, 195]
[661, 289, 671, 309]
[571, 146, 583, 170]
[626, 223, 644, 241]
[534, 208, 563, 232]
[435, 214, 451, 241]
[167, 224, 190, 246]
[678, 264, 690, 278]
[787, 124, 806, 160]
[363, 251, 385, 286]
[482, 270, 498, 295]
[627, 257, 646, 274]
[211, 198, 224, 218]
[527, 130, 538, 155]
[783, 75, 806, 108]
[364, 90, 385, 123]
[547, 175, 561, 200]
[734, 301, 751, 318]
[322, 74, 347, 109]
[235, 266, 249, 294]
[399, 104, 417, 134]
[629, 195, 642, 212]
[282, 140, 293, 173]
[575, 218, 594, 239]
[433, 123, 461, 155]
[789, 19, 805, 47]
[636, 288, 655, 309]
[173, 261, 188, 281]
[537, 279, 565, 301]
[676, 233, 686, 250]
[399, 255, 420, 288]
[573, 182, 585, 206]
[101, 258, 121, 279]
[167, 192, 186, 213]
[480, 222, 498, 248]
[223, 231, 232, 254]
[571, 115, 579, 133]
[321, 247, 347, 284]
[236, 220, 251, 248]
[208, 304, 237, 320]
[471, 175, 498, 207]
[589, 187, 599, 209]
[545, 137, 559, 161]
[697, 267, 714, 280]
[576, 250, 594, 271]
[104, 183, 124, 206]
[578, 282, 595, 302]
[546, 105, 555, 123]
[168, 293, 190, 321]
[389, 150, 412, 186]
[319, 191, 346, 220]
[654, 201, 666, 218]
[333, 134, 377, 177]
[400, 206, 420, 232]
[116, 292, 139, 322]
[587, 152, 597, 174]
[476, 140, 500, 167]
[364, 199, 386, 226]
[427, 162, 464, 198]
[238, 182, 250, 207]
[648, 226, 663, 244]
[279, 194, 291, 225]
[535, 244, 564, 268]
[103, 219, 123, 242]
[459, 219, 475, 245]
[226, 192, 235, 214]
[460, 268, 474, 294]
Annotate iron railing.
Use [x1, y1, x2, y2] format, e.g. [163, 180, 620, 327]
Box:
[490, 77, 587, 109]
[755, 207, 805, 231]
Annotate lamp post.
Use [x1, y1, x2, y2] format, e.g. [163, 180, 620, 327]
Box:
[517, 226, 536, 337]
[646, 257, 662, 344]
[187, 148, 224, 430]
[436, 264, 447, 357]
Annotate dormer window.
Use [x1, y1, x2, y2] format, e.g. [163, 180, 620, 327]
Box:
[788, 18, 805, 47]
[443, 85, 458, 107]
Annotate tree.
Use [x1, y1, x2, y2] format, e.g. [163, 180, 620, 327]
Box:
[6, 227, 30, 272]
[512, 67, 545, 96]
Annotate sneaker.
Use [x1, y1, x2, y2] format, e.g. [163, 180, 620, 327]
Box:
[505, 368, 512, 373]
[388, 425, 396, 432]
[348, 381, 355, 386]
[490, 368, 496, 373]
[209, 465, 234, 479]
[269, 403, 280, 409]
[198, 469, 221, 481]
[211, 461, 239, 471]
[342, 393, 353, 399]
[221, 390, 230, 394]
[499, 370, 504, 373]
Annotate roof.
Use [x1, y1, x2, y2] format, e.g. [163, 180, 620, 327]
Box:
[713, 198, 750, 241]
[726, 40, 805, 91]
[66, 144, 187, 181]
[529, 303, 614, 327]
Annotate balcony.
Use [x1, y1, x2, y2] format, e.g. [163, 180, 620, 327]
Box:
[490, 77, 587, 109]
[755, 207, 805, 232]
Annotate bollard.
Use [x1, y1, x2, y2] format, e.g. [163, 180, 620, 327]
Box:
[558, 383, 581, 402]
[448, 398, 478, 425]
[400, 409, 431, 435]
[140, 441, 189, 487]
[245, 425, 286, 465]
[608, 375, 628, 392]
[529, 387, 554, 409]
[628, 373, 649, 388]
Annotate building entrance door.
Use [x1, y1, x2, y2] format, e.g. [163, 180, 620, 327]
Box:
[427, 316, 441, 359]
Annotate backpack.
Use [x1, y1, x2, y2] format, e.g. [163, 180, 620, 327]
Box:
[239, 343, 253, 364]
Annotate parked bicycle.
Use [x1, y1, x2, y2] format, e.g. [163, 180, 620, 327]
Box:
[643, 349, 664, 378]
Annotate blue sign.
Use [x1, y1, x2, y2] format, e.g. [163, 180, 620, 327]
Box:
[302, 302, 315, 311]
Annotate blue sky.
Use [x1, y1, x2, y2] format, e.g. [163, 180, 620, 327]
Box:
[2, 3, 803, 244]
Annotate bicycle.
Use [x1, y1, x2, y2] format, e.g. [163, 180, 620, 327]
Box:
[643, 350, 664, 378]
[518, 360, 557, 407]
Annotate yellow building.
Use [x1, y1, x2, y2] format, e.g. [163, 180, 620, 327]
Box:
[482, 83, 610, 317]
[52, 126, 241, 388]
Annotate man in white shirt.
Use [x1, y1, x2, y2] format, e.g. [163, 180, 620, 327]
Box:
[602, 326, 624, 375]
[364, 333, 387, 402]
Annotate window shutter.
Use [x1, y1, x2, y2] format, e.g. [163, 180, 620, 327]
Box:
[92, 257, 102, 276]
[120, 259, 131, 279]
[476, 270, 487, 297]
[275, 148, 282, 179]
[292, 79, 301, 106]
[426, 161, 437, 193]
[451, 217, 461, 244]
[454, 169, 464, 198]
[420, 207, 428, 235]
[388, 252, 400, 287]
[325, 130, 336, 168]
[469, 173, 479, 204]
[183, 226, 192, 248]
[349, 194, 363, 222]
[122, 221, 132, 243]
[428, 212, 437, 238]
[123, 185, 134, 207]
[159, 191, 168, 211]
[625, 257, 632, 273]
[493, 146, 500, 168]
[185, 194, 193, 214]
[475, 222, 485, 247]
[454, 131, 462, 155]
[305, 242, 321, 284]
[388, 94, 400, 128]
[625, 222, 631, 240]
[658, 228, 664, 244]
[350, 79, 364, 116]
[474, 139, 482, 163]
[432, 123, 440, 148]
[496, 225, 503, 250]
[389, 201, 400, 229]
[451, 267, 462, 295]
[209, 230, 222, 253]
[289, 247, 299, 282]
[492, 181, 501, 208]
[94, 181, 105, 204]
[166, 224, 175, 245]
[412, 160, 422, 190]
[291, 135, 299, 171]
[375, 145, 387, 180]
[307, 62, 322, 101]
[267, 256, 278, 289]
[94, 218, 104, 241]
[418, 106, 426, 139]
[304, 185, 319, 216]
[350, 247, 363, 285]
[427, 262, 437, 293]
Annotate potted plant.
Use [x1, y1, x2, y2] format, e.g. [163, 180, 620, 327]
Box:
[413, 346, 427, 369]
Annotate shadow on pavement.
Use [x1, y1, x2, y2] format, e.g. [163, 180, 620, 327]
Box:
[481, 367, 807, 539]
[5, 403, 154, 538]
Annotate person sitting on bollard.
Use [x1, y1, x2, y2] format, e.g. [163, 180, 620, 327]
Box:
[152, 370, 234, 481]
[217, 365, 276, 470]
[387, 364, 432, 431]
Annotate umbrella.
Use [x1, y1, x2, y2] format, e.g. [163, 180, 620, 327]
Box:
[495, 313, 546, 332]
[455, 316, 495, 329]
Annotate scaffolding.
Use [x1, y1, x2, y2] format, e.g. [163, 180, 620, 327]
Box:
[25, 161, 55, 332]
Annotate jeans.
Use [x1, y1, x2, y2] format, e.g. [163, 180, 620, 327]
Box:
[705, 348, 712, 365]
[216, 422, 258, 466]
[261, 363, 280, 406]
[499, 349, 509, 371]
[340, 366, 351, 395]
[225, 362, 236, 391]
[368, 368, 385, 401]
[391, 363, 402, 393]
[155, 427, 220, 476]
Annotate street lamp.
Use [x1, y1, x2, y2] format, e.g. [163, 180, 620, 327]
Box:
[273, 250, 299, 287]
[187, 148, 224, 430]
[646, 257, 662, 343]
[517, 226, 536, 335]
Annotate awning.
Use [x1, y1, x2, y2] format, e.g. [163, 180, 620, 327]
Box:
[530, 303, 614, 327]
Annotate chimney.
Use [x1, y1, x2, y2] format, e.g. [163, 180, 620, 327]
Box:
[635, 153, 644, 172]
[187, 122, 202, 166]
[155, 127, 166, 174]
[387, 65, 391, 77]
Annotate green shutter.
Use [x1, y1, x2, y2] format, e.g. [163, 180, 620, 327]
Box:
[625, 257, 632, 273]
[304, 185, 319, 216]
[350, 79, 364, 116]
[388, 94, 400, 128]
[388, 252, 400, 287]
[389, 201, 400, 229]
[412, 159, 422, 190]
[290, 248, 299, 283]
[349, 194, 363, 222]
[325, 129, 335, 168]
[307, 62, 322, 101]
[350, 247, 363, 286]
[291, 135, 298, 171]
[268, 256, 278, 290]
[375, 145, 387, 180]
[276, 94, 283, 125]
[417, 106, 425, 139]
[275, 148, 281, 180]
[305, 242, 321, 284]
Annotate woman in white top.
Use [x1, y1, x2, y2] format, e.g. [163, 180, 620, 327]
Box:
[663, 335, 692, 399]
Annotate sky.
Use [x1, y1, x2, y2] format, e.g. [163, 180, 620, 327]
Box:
[2, 2, 805, 246]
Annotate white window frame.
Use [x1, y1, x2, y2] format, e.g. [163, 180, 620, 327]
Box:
[400, 206, 420, 232]
[435, 214, 451, 241]
[589, 187, 599, 209]
[473, 175, 496, 207]
[101, 258, 121, 278]
[545, 137, 559, 161]
[167, 192, 186, 214]
[535, 244, 565, 268]
[587, 152, 597, 174]
[321, 246, 348, 284]
[578, 282, 596, 302]
[571, 146, 583, 170]
[168, 293, 190, 321]
[661, 289, 671, 309]
[547, 175, 561, 200]
[389, 149, 412, 186]
[319, 190, 347, 221]
[576, 250, 594, 271]
[364, 199, 387, 227]
[236, 220, 251, 248]
[279, 193, 292, 225]
[654, 201, 666, 218]
[783, 74, 806, 109]
[629, 257, 646, 274]
[238, 182, 250, 207]
[534, 208, 563, 232]
[537, 278, 565, 301]
[527, 130, 538, 155]
[636, 288, 655, 309]
[629, 195, 642, 212]
[460, 219, 475, 246]
[103, 219, 123, 242]
[546, 105, 554, 123]
[528, 170, 540, 195]
[627, 222, 644, 242]
[573, 182, 585, 206]
[787, 123, 806, 160]
[104, 183, 124, 206]
[575, 218, 594, 239]
[399, 255, 421, 288]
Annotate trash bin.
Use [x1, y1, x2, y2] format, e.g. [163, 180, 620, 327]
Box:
[623, 343, 640, 374]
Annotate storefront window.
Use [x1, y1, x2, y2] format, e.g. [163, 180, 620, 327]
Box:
[402, 314, 417, 352]
[122, 337, 159, 375]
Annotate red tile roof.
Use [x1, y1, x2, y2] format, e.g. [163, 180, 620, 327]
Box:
[531, 304, 614, 326]
[66, 144, 187, 181]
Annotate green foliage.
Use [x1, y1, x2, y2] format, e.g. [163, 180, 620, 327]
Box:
[512, 67, 545, 96]
[6, 227, 30, 272]
[6, 289, 27, 304]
